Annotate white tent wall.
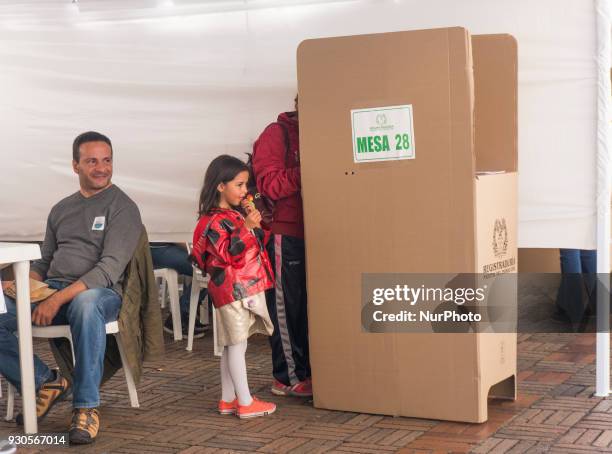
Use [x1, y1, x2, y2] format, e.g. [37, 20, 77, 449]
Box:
[0, 0, 606, 247]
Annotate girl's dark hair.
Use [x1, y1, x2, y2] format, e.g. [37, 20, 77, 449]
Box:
[198, 155, 249, 216]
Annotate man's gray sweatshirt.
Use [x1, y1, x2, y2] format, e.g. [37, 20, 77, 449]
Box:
[31, 184, 142, 295]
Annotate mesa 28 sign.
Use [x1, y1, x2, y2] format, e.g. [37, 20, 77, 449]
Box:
[351, 104, 415, 163]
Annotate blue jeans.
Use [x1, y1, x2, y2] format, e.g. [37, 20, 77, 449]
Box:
[150, 244, 206, 318]
[556, 249, 597, 321]
[0, 280, 122, 408]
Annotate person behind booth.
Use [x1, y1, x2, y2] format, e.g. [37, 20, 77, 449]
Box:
[0, 131, 142, 444]
[191, 154, 276, 419]
[554, 249, 597, 324]
[251, 95, 312, 397]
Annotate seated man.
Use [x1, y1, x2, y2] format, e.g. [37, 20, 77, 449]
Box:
[0, 131, 142, 444]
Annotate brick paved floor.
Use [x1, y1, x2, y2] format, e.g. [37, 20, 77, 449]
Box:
[1, 329, 611, 453]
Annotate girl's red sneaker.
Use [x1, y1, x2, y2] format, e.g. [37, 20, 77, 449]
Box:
[218, 398, 237, 415]
[236, 397, 276, 419]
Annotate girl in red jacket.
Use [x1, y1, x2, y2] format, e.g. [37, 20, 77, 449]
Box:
[191, 155, 276, 419]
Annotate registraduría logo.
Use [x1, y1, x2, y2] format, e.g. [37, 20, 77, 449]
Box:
[369, 113, 393, 132]
[492, 218, 508, 257]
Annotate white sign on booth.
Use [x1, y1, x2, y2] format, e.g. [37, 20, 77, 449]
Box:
[351, 105, 415, 163]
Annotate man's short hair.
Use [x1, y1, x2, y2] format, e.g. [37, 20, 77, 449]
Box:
[72, 131, 113, 162]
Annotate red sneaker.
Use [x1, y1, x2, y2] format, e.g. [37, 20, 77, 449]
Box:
[237, 397, 276, 419]
[218, 398, 237, 415]
[271, 378, 312, 397]
[270, 380, 291, 396]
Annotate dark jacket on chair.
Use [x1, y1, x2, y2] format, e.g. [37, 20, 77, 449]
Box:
[50, 228, 164, 385]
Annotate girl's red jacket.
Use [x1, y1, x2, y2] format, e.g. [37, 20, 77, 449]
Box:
[190, 208, 273, 308]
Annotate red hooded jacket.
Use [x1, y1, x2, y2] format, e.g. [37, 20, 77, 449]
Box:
[190, 208, 273, 308]
[252, 111, 303, 238]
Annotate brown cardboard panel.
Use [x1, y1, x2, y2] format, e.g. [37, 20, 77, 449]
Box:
[480, 332, 517, 401]
[472, 39, 519, 408]
[472, 35, 518, 172]
[299, 26, 479, 420]
[448, 28, 478, 274]
[394, 333, 482, 421]
[298, 27, 476, 274]
[518, 248, 560, 273]
[475, 173, 518, 409]
[307, 267, 400, 414]
[390, 175, 518, 423]
[475, 173, 518, 273]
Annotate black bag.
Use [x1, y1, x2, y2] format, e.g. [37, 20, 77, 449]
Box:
[246, 122, 290, 228]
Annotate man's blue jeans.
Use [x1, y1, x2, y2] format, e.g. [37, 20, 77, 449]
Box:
[150, 244, 206, 318]
[556, 249, 597, 322]
[0, 280, 121, 408]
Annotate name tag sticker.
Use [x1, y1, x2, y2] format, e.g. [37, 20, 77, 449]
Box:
[92, 216, 106, 231]
[0, 279, 6, 314]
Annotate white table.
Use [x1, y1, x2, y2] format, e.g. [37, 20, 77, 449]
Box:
[0, 242, 41, 434]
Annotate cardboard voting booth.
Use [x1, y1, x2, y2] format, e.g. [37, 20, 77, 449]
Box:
[297, 27, 518, 423]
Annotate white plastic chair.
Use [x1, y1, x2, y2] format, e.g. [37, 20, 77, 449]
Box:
[4, 379, 13, 422]
[185, 242, 219, 356]
[153, 268, 182, 341]
[5, 320, 139, 421]
[1, 376, 13, 422]
[187, 268, 220, 356]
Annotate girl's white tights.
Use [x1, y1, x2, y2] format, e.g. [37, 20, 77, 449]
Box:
[220, 340, 252, 406]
